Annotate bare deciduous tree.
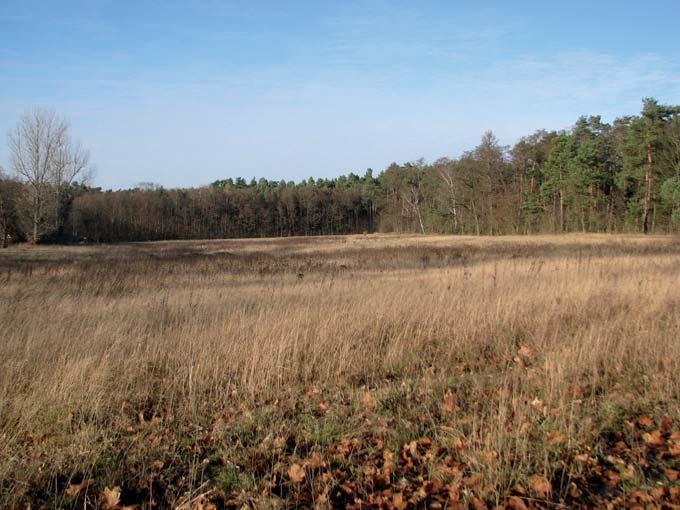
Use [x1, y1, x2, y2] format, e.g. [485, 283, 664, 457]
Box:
[433, 158, 459, 231]
[8, 109, 93, 242]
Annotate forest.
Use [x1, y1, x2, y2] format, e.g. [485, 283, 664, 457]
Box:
[2, 98, 680, 244]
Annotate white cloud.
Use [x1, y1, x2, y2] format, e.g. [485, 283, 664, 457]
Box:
[439, 51, 680, 115]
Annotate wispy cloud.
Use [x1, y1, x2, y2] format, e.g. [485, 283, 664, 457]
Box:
[424, 51, 680, 120]
[317, 9, 514, 81]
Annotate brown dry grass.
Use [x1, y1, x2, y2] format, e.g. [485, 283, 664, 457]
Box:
[1, 234, 679, 508]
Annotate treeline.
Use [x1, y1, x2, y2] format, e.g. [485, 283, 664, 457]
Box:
[70, 178, 379, 241]
[2, 99, 680, 244]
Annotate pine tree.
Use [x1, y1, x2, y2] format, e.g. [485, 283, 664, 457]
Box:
[640, 98, 680, 233]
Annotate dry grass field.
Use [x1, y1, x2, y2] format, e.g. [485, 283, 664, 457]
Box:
[1, 234, 680, 509]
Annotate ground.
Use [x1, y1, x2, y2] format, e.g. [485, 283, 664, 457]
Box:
[1, 234, 679, 509]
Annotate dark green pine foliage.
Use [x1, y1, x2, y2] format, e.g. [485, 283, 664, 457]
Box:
[640, 99, 680, 232]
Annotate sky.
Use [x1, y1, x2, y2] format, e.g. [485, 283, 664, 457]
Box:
[1, 1, 680, 190]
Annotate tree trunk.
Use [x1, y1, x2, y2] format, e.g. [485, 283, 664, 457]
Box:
[590, 183, 597, 232]
[607, 188, 614, 233]
[559, 190, 566, 232]
[33, 209, 39, 243]
[450, 191, 458, 232]
[0, 224, 6, 248]
[642, 141, 655, 234]
[416, 207, 425, 234]
[471, 200, 480, 236]
[581, 208, 586, 233]
[488, 194, 494, 235]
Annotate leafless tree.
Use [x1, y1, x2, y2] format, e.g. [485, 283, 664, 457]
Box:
[401, 185, 425, 234]
[433, 158, 459, 231]
[8, 109, 93, 241]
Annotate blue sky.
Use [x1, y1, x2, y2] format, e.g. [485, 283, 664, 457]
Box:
[1, 1, 679, 189]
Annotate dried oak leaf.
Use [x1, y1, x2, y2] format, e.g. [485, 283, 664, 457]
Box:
[101, 486, 121, 509]
[642, 430, 665, 447]
[382, 449, 395, 477]
[517, 345, 533, 358]
[191, 495, 217, 510]
[469, 497, 488, 509]
[670, 487, 680, 503]
[528, 475, 551, 498]
[629, 490, 654, 504]
[65, 479, 95, 498]
[669, 440, 680, 457]
[661, 415, 672, 432]
[545, 430, 566, 445]
[304, 453, 326, 469]
[506, 496, 529, 510]
[650, 487, 667, 500]
[273, 435, 287, 452]
[621, 464, 636, 481]
[288, 463, 306, 483]
[435, 464, 461, 479]
[362, 391, 376, 410]
[391, 492, 407, 510]
[441, 391, 457, 415]
[637, 415, 655, 428]
[665, 468, 679, 481]
[462, 474, 482, 487]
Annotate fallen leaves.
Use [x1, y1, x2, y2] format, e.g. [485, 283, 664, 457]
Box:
[528, 475, 551, 498]
[642, 429, 665, 446]
[637, 415, 655, 428]
[101, 486, 121, 509]
[669, 430, 680, 456]
[29, 391, 680, 510]
[440, 390, 457, 415]
[304, 453, 326, 470]
[469, 496, 488, 509]
[544, 430, 566, 445]
[562, 416, 680, 508]
[287, 463, 306, 483]
[463, 474, 483, 487]
[506, 495, 529, 510]
[361, 390, 376, 410]
[391, 492, 407, 510]
[65, 479, 95, 497]
[191, 496, 217, 510]
[64, 482, 141, 510]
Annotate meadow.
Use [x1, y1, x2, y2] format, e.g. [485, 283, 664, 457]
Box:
[1, 234, 679, 509]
